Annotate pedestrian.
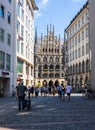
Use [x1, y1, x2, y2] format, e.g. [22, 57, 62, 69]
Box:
[40, 86, 44, 96]
[31, 85, 34, 97]
[35, 87, 39, 97]
[66, 83, 72, 101]
[27, 86, 31, 99]
[52, 86, 56, 96]
[16, 82, 27, 111]
[48, 86, 51, 95]
[57, 84, 62, 97]
[61, 84, 65, 101]
[43, 86, 48, 97]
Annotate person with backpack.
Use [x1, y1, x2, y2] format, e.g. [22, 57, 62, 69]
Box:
[16, 82, 27, 111]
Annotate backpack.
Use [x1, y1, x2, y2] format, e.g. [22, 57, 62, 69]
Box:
[17, 85, 26, 97]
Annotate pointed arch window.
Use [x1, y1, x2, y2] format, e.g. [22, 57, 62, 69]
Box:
[61, 57, 64, 64]
[49, 73, 53, 78]
[49, 57, 53, 63]
[55, 65, 60, 71]
[49, 65, 54, 70]
[43, 57, 47, 63]
[86, 59, 89, 72]
[70, 66, 72, 75]
[82, 61, 85, 73]
[43, 64, 48, 70]
[73, 65, 74, 74]
[43, 73, 48, 78]
[55, 73, 60, 78]
[76, 64, 78, 74]
[55, 57, 59, 63]
[79, 62, 81, 73]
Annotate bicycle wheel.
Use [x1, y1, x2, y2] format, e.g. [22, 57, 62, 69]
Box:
[82, 92, 88, 99]
[87, 93, 94, 100]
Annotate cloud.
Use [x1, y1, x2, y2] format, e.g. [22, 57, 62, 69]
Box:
[38, 0, 48, 9]
[34, 11, 42, 18]
[35, 0, 49, 18]
[42, 0, 48, 4]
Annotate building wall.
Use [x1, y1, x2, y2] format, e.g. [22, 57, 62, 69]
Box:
[65, 1, 91, 92]
[16, 0, 35, 87]
[34, 25, 65, 87]
[0, 0, 15, 97]
[0, 0, 37, 97]
[89, 0, 95, 88]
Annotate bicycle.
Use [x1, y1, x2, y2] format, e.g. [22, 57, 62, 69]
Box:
[82, 88, 95, 99]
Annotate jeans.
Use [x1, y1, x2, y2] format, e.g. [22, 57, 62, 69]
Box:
[18, 96, 25, 111]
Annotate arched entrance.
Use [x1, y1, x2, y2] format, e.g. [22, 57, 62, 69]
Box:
[75, 77, 79, 92]
[49, 80, 53, 87]
[48, 80, 53, 94]
[55, 80, 59, 87]
[85, 76, 89, 88]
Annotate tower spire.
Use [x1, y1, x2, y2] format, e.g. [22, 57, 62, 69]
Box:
[59, 34, 60, 46]
[35, 27, 37, 44]
[50, 24, 51, 32]
[41, 33, 43, 47]
[53, 25, 54, 40]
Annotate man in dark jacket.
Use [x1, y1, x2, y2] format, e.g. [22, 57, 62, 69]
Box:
[16, 82, 27, 111]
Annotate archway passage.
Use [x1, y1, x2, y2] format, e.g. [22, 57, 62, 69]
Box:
[55, 80, 59, 87]
[48, 80, 53, 94]
[85, 76, 89, 87]
[49, 80, 53, 87]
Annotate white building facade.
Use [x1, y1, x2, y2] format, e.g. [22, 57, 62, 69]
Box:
[0, 0, 38, 97]
[64, 1, 91, 92]
[0, 0, 16, 97]
[15, 0, 36, 87]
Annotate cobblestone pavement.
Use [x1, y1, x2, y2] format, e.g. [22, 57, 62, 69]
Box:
[0, 93, 95, 130]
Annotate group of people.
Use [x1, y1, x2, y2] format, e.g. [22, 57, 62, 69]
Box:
[36, 83, 72, 101]
[57, 83, 72, 101]
[15, 82, 72, 111]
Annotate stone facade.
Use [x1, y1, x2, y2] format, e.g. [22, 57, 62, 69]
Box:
[34, 25, 65, 87]
[64, 1, 91, 92]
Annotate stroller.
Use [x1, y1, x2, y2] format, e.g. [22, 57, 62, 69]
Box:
[23, 92, 31, 110]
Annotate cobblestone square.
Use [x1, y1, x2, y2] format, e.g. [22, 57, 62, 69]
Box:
[0, 94, 95, 130]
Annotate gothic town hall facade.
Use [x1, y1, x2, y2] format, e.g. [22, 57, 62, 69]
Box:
[34, 25, 65, 87]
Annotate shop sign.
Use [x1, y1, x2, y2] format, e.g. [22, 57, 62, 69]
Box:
[2, 71, 9, 77]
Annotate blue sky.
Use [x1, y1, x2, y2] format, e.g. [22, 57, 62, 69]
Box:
[34, 0, 87, 39]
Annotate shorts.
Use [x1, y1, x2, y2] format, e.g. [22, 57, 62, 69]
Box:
[61, 91, 65, 95]
[67, 93, 70, 96]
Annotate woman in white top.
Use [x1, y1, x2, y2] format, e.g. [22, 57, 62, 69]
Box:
[66, 83, 72, 101]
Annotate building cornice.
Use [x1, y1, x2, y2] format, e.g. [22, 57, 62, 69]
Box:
[65, 1, 88, 31]
[31, 0, 39, 10]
